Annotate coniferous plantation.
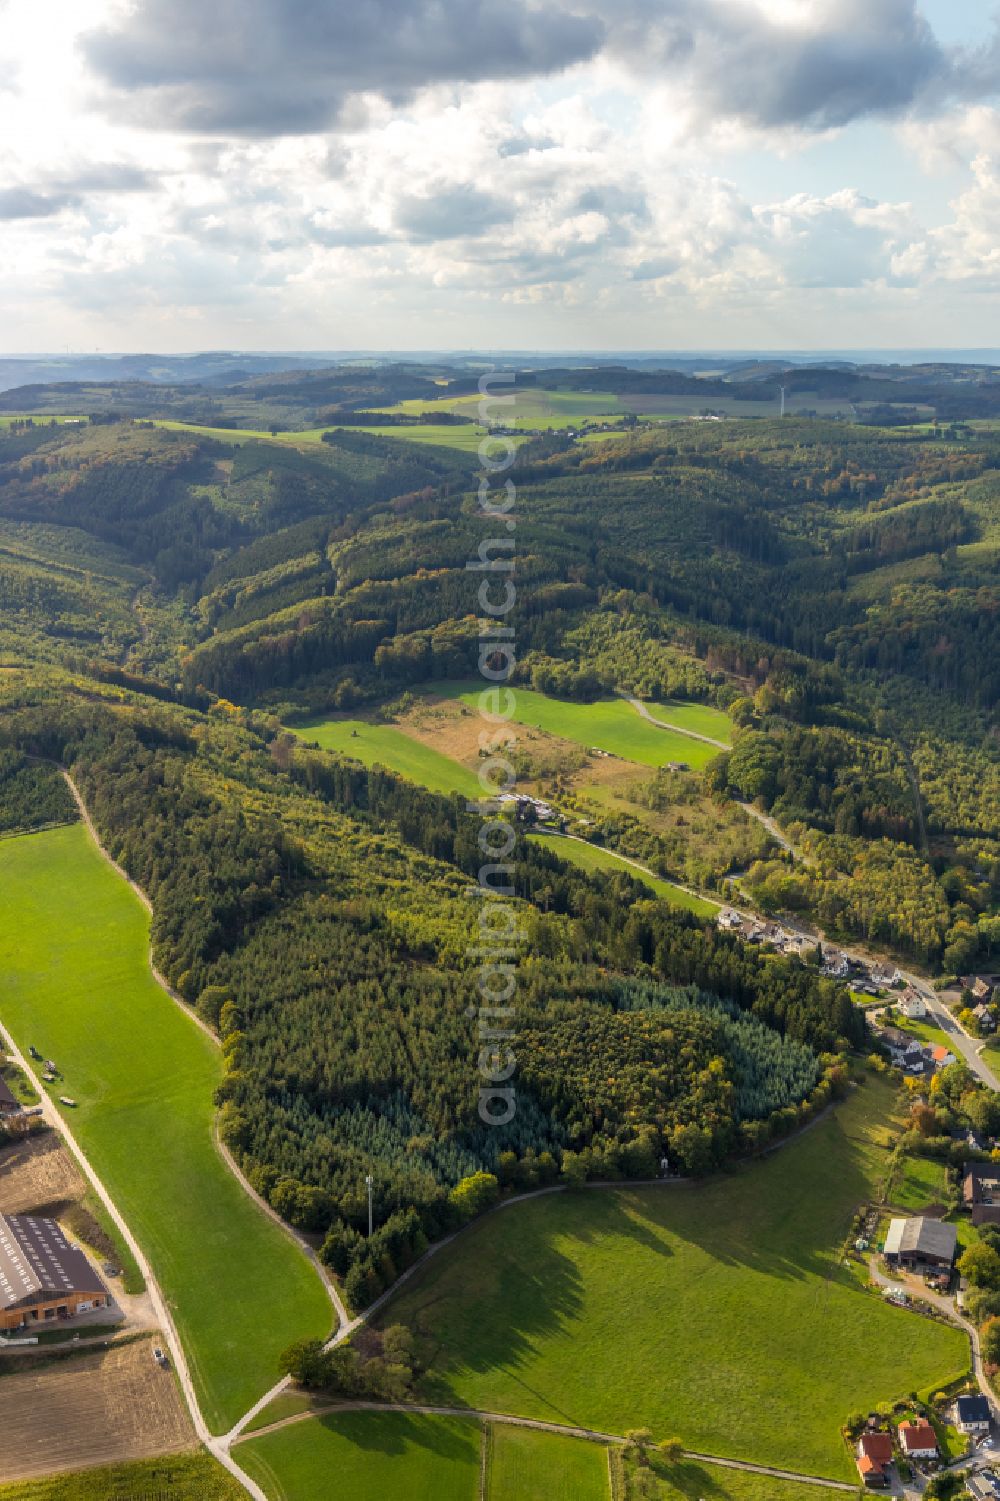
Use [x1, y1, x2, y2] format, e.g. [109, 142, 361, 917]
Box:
[2, 399, 999, 1315]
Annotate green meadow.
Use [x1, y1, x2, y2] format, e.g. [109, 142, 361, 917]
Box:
[486, 1424, 609, 1501]
[237, 1412, 481, 1501]
[289, 717, 483, 798]
[0, 824, 332, 1433]
[380, 1077, 966, 1481]
[635, 1460, 850, 1501]
[529, 832, 718, 916]
[643, 699, 733, 745]
[371, 387, 624, 431]
[440, 684, 721, 769]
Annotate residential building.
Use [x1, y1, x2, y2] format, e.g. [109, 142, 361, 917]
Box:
[897, 1420, 938, 1460]
[967, 1471, 1000, 1500]
[0, 1214, 112, 1332]
[964, 1165, 1000, 1226]
[931, 1044, 956, 1069]
[883, 1217, 958, 1272]
[898, 992, 927, 1020]
[955, 1394, 993, 1434]
[974, 1004, 998, 1034]
[856, 1431, 893, 1489]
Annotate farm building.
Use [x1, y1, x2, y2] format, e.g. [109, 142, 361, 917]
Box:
[0, 1077, 21, 1116]
[856, 1430, 893, 1488]
[883, 1216, 958, 1272]
[0, 1213, 111, 1332]
[964, 1165, 1000, 1226]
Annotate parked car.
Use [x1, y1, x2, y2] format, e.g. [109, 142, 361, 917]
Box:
[152, 1346, 169, 1368]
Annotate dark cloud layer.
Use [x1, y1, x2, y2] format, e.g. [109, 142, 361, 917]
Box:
[612, 0, 998, 132]
[82, 0, 603, 136]
[80, 0, 1000, 142]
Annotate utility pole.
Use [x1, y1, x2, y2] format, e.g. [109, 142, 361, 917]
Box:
[365, 1173, 373, 1238]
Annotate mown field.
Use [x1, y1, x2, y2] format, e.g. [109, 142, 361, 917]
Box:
[380, 1076, 967, 1481]
[367, 386, 624, 432]
[149, 416, 479, 458]
[289, 717, 483, 798]
[237, 1412, 481, 1501]
[486, 1424, 608, 1501]
[0, 1452, 244, 1501]
[529, 832, 718, 916]
[630, 1459, 852, 1501]
[441, 685, 722, 769]
[0, 824, 332, 1433]
[643, 699, 732, 745]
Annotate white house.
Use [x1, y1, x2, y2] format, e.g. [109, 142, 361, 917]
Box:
[955, 1394, 992, 1434]
[898, 992, 927, 1020]
[897, 1421, 938, 1461]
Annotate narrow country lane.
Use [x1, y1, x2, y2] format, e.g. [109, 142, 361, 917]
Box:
[625, 694, 730, 750]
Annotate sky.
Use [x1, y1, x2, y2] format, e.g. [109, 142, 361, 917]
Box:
[1, 0, 1000, 352]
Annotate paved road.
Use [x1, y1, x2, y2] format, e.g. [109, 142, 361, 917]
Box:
[234, 1400, 858, 1490]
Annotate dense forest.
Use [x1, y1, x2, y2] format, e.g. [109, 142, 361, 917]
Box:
[1, 387, 999, 1285]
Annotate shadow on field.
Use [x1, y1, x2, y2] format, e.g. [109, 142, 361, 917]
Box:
[646, 1457, 730, 1497]
[389, 1091, 887, 1412]
[317, 1409, 477, 1460]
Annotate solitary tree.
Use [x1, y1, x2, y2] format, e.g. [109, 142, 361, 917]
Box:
[658, 1437, 685, 1463]
[623, 1429, 655, 1466]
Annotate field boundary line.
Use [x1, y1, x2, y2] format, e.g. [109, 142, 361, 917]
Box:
[232, 1400, 858, 1490]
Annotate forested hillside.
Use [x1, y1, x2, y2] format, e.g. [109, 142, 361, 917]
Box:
[1, 394, 999, 1293]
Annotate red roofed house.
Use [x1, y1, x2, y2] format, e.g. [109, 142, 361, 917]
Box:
[857, 1431, 893, 1488]
[898, 1420, 938, 1461]
[932, 1044, 956, 1068]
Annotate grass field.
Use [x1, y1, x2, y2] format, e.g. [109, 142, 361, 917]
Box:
[643, 699, 732, 746]
[631, 1458, 849, 1501]
[380, 1076, 967, 1481]
[237, 1412, 481, 1501]
[149, 417, 481, 458]
[369, 387, 624, 432]
[289, 717, 483, 798]
[0, 824, 332, 1433]
[0, 1452, 244, 1500]
[891, 1151, 948, 1212]
[486, 1424, 608, 1501]
[438, 684, 721, 770]
[529, 833, 718, 916]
